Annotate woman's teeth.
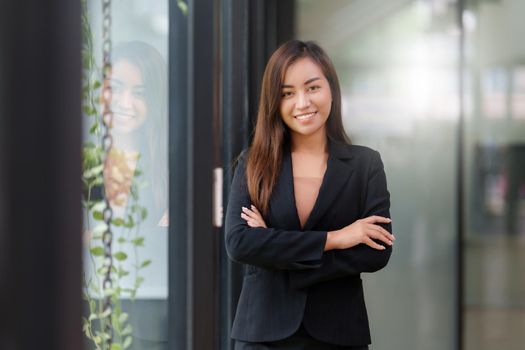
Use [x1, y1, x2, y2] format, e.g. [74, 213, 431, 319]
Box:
[295, 112, 316, 120]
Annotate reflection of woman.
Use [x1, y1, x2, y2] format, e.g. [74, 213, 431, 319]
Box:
[105, 41, 168, 225]
[225, 40, 394, 349]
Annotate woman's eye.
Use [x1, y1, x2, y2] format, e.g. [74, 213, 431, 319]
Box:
[308, 85, 320, 91]
[281, 91, 293, 98]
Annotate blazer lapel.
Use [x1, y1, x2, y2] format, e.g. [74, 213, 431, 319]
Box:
[268, 139, 354, 231]
[268, 143, 302, 229]
[302, 139, 354, 231]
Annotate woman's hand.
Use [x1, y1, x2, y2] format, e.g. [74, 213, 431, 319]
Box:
[241, 205, 267, 228]
[326, 216, 394, 251]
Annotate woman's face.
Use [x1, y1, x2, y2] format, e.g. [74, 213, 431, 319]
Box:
[279, 57, 332, 139]
[111, 59, 147, 134]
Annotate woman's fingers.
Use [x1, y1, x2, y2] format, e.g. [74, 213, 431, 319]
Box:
[241, 206, 267, 228]
[369, 224, 395, 243]
[367, 227, 393, 246]
[363, 215, 392, 224]
[242, 206, 260, 220]
[251, 205, 262, 215]
[241, 212, 259, 227]
[363, 237, 386, 250]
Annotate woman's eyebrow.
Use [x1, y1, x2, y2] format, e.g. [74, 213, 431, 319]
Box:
[281, 77, 321, 89]
[304, 77, 321, 85]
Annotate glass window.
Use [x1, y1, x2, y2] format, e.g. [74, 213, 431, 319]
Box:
[82, 1, 169, 349]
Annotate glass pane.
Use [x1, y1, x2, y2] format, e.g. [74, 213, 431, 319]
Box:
[296, 1, 459, 349]
[463, 0, 525, 349]
[82, 1, 169, 349]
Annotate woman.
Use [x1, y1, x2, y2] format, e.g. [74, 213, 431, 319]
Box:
[105, 40, 168, 224]
[225, 40, 395, 349]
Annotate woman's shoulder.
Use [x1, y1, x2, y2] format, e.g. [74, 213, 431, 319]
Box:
[334, 141, 381, 161]
[353, 144, 382, 158]
[231, 148, 249, 171]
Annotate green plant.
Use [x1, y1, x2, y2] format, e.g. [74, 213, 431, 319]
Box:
[80, 1, 149, 349]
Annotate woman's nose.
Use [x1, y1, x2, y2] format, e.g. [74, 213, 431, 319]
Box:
[116, 90, 133, 109]
[295, 92, 311, 109]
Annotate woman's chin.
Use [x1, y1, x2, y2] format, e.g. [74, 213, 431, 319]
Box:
[112, 115, 144, 134]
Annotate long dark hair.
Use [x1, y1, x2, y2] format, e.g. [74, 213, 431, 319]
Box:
[246, 40, 350, 215]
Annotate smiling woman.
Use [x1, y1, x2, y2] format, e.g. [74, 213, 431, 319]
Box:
[225, 40, 394, 349]
[111, 58, 147, 134]
[106, 41, 168, 216]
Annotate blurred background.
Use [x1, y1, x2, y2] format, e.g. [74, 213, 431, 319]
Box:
[1, 0, 523, 349]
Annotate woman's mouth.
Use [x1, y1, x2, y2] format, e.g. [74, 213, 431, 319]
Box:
[294, 111, 316, 121]
[113, 111, 136, 120]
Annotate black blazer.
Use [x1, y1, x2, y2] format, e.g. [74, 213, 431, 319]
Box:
[225, 138, 392, 347]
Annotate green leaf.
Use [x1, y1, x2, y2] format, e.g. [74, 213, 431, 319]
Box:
[83, 164, 104, 178]
[118, 312, 129, 324]
[177, 0, 188, 16]
[135, 276, 144, 288]
[92, 201, 106, 212]
[117, 237, 127, 244]
[111, 344, 122, 350]
[116, 266, 129, 278]
[82, 105, 92, 115]
[97, 266, 108, 275]
[99, 308, 111, 319]
[89, 300, 96, 312]
[90, 246, 104, 256]
[93, 223, 108, 235]
[91, 177, 104, 186]
[140, 259, 152, 268]
[92, 211, 103, 221]
[114, 252, 128, 261]
[131, 237, 144, 247]
[89, 281, 99, 294]
[112, 217, 125, 227]
[141, 207, 148, 220]
[89, 121, 98, 134]
[124, 215, 135, 228]
[93, 80, 101, 89]
[121, 324, 133, 336]
[123, 336, 132, 349]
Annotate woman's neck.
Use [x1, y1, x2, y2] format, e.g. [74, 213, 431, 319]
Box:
[113, 132, 139, 152]
[290, 131, 328, 155]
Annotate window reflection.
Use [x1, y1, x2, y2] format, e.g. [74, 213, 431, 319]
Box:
[108, 41, 168, 228]
[83, 1, 169, 349]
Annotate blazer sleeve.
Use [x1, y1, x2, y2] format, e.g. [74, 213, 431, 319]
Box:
[224, 151, 328, 270]
[288, 150, 393, 290]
